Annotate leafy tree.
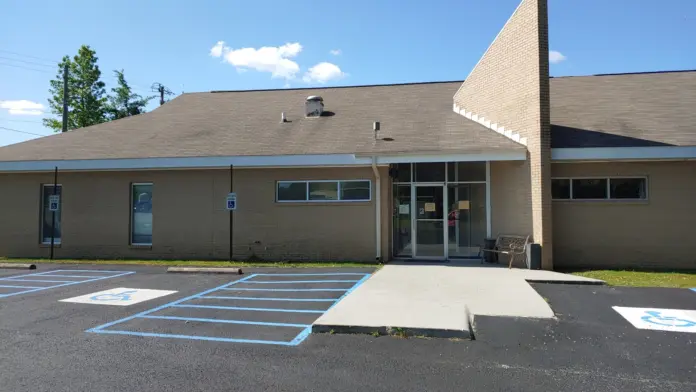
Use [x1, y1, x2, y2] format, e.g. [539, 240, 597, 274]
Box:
[43, 45, 107, 131]
[105, 70, 154, 120]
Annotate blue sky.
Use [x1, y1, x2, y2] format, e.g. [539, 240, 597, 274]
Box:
[1, 0, 694, 147]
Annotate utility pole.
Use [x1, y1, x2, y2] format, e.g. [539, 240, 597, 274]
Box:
[151, 83, 174, 106]
[62, 64, 69, 133]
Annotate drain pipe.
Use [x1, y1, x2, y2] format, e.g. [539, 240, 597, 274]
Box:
[371, 157, 382, 262]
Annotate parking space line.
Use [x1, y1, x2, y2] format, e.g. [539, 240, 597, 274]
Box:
[88, 329, 297, 346]
[254, 273, 368, 277]
[201, 295, 337, 302]
[172, 304, 326, 313]
[245, 280, 360, 284]
[140, 315, 311, 328]
[0, 284, 44, 289]
[3, 279, 79, 283]
[29, 274, 106, 279]
[0, 271, 135, 298]
[221, 288, 347, 292]
[88, 272, 373, 346]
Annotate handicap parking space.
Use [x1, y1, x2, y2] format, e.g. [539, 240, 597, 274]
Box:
[88, 272, 371, 346]
[0, 269, 135, 298]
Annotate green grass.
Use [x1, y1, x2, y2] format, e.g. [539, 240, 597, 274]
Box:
[0, 257, 380, 269]
[571, 270, 696, 288]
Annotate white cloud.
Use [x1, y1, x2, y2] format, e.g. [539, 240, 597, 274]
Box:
[0, 100, 44, 116]
[210, 41, 303, 80]
[302, 62, 346, 84]
[329, 49, 342, 56]
[210, 41, 225, 57]
[549, 50, 567, 64]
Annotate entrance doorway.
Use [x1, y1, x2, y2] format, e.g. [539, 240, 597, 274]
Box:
[391, 162, 489, 260]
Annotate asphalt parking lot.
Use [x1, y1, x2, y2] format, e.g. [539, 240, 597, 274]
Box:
[0, 265, 694, 391]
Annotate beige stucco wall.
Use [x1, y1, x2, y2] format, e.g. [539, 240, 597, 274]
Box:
[0, 166, 388, 261]
[552, 161, 696, 270]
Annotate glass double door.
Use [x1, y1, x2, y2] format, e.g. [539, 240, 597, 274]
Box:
[394, 184, 486, 259]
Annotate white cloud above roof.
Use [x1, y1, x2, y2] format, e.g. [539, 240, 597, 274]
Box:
[302, 62, 346, 84]
[0, 100, 44, 115]
[210, 41, 303, 80]
[549, 50, 567, 64]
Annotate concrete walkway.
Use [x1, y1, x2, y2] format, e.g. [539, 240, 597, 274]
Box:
[312, 264, 602, 338]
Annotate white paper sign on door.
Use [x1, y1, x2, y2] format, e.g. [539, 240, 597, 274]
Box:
[613, 306, 696, 333]
[61, 288, 177, 306]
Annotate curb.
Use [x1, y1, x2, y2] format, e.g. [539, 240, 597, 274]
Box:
[0, 263, 36, 270]
[167, 267, 243, 274]
[311, 324, 471, 339]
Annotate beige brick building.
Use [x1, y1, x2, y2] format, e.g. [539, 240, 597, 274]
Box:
[1, 0, 695, 270]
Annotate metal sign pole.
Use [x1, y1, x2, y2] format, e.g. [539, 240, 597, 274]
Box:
[229, 164, 234, 262]
[50, 166, 58, 260]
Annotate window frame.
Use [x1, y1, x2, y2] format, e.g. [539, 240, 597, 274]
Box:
[551, 176, 648, 201]
[276, 180, 372, 203]
[130, 182, 154, 246]
[40, 184, 62, 245]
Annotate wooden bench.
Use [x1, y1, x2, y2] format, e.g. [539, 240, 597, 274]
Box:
[479, 234, 530, 269]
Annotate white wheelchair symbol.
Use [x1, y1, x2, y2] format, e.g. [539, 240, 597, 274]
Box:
[641, 310, 696, 328]
[90, 290, 138, 301]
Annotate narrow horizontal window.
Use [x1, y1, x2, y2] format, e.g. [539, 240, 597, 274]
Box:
[553, 177, 648, 201]
[131, 183, 153, 245]
[572, 178, 607, 199]
[551, 179, 571, 200]
[340, 181, 371, 201]
[309, 182, 338, 201]
[277, 180, 371, 202]
[610, 178, 647, 200]
[277, 182, 307, 201]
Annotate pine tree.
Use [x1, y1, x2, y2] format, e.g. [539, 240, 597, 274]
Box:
[43, 45, 107, 131]
[105, 70, 154, 120]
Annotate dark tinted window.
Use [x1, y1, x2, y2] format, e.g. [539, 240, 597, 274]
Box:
[551, 179, 571, 199]
[572, 179, 607, 199]
[610, 178, 647, 199]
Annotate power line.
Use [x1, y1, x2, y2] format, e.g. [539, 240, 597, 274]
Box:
[0, 125, 50, 137]
[0, 56, 55, 68]
[0, 49, 58, 65]
[0, 61, 53, 74]
[0, 118, 45, 124]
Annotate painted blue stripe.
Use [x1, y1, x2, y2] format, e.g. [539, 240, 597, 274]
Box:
[0, 284, 43, 289]
[200, 295, 337, 302]
[253, 273, 369, 277]
[0, 271, 135, 299]
[290, 327, 312, 346]
[291, 273, 372, 346]
[172, 304, 326, 314]
[245, 280, 359, 284]
[139, 315, 310, 328]
[0, 278, 78, 283]
[88, 329, 295, 346]
[28, 274, 105, 278]
[31, 269, 128, 275]
[219, 288, 347, 292]
[87, 274, 259, 332]
[691, 288, 696, 293]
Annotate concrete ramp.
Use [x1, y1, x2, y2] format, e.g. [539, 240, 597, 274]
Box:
[313, 265, 602, 338]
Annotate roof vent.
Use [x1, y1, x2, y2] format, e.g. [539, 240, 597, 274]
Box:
[305, 96, 324, 117]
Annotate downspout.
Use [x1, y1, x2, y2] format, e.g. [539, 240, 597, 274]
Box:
[371, 157, 382, 262]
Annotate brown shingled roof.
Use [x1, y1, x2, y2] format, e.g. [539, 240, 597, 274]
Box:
[2, 70, 695, 162]
[551, 70, 696, 148]
[0, 81, 524, 162]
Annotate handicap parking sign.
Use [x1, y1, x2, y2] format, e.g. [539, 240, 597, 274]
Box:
[60, 288, 177, 306]
[226, 192, 237, 211]
[613, 306, 696, 333]
[49, 195, 60, 211]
